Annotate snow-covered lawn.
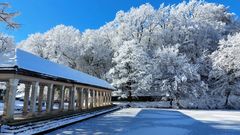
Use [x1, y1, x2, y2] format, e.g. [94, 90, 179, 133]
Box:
[47, 108, 240, 135]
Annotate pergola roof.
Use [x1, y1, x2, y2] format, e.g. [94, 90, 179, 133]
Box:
[0, 49, 114, 90]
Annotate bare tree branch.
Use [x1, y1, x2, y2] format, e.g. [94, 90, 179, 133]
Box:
[0, 2, 20, 29]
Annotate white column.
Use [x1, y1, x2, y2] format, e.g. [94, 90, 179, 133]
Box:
[101, 91, 104, 106]
[85, 89, 88, 109]
[80, 88, 84, 110]
[59, 85, 65, 111]
[68, 87, 72, 110]
[77, 88, 82, 110]
[103, 91, 106, 106]
[95, 90, 99, 107]
[46, 84, 53, 113]
[99, 91, 102, 106]
[3, 79, 19, 121]
[29, 81, 39, 115]
[89, 89, 93, 109]
[68, 86, 75, 110]
[106, 92, 109, 105]
[72, 86, 76, 110]
[102, 91, 104, 106]
[109, 92, 111, 105]
[38, 85, 44, 112]
[51, 86, 56, 111]
[98, 91, 100, 107]
[93, 90, 96, 107]
[108, 92, 110, 105]
[23, 83, 31, 115]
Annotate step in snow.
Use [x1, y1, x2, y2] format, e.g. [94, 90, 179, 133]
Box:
[0, 106, 120, 135]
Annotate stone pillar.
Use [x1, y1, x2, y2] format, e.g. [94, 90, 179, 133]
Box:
[68, 86, 75, 110]
[80, 88, 84, 110]
[109, 91, 112, 105]
[109, 92, 111, 105]
[98, 91, 100, 107]
[107, 92, 109, 105]
[85, 89, 89, 109]
[101, 91, 104, 106]
[98, 91, 101, 107]
[102, 91, 104, 106]
[3, 79, 19, 121]
[59, 85, 65, 111]
[68, 87, 72, 110]
[89, 89, 93, 109]
[106, 92, 108, 105]
[91, 89, 94, 108]
[93, 90, 96, 107]
[77, 88, 82, 110]
[95, 90, 97, 107]
[76, 88, 79, 108]
[29, 81, 39, 115]
[99, 91, 101, 106]
[50, 86, 56, 111]
[46, 84, 53, 113]
[23, 83, 31, 115]
[106, 91, 109, 105]
[38, 85, 44, 112]
[72, 86, 76, 110]
[103, 91, 106, 106]
[94, 90, 97, 107]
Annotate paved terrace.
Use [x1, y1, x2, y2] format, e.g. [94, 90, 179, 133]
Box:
[47, 108, 240, 135]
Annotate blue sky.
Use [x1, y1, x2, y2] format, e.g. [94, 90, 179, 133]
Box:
[1, 0, 240, 42]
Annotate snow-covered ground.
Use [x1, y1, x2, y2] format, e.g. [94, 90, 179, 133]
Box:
[47, 108, 240, 135]
[1, 107, 120, 135]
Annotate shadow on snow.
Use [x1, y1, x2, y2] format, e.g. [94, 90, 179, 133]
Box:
[47, 109, 240, 135]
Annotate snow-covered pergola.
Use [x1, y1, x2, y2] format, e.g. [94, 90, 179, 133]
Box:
[0, 49, 114, 122]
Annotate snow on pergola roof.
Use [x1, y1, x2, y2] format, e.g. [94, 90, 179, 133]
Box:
[0, 49, 114, 90]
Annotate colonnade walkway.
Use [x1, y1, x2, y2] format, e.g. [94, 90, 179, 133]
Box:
[0, 49, 114, 123]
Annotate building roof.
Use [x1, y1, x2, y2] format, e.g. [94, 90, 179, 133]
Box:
[0, 49, 114, 90]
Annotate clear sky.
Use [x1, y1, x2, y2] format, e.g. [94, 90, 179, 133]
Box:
[1, 0, 240, 42]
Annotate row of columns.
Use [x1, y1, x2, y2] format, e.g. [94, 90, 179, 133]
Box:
[2, 79, 112, 121]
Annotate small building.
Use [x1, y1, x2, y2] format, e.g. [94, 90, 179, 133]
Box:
[0, 49, 114, 122]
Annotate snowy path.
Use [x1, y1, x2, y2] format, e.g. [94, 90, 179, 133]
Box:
[47, 108, 240, 135]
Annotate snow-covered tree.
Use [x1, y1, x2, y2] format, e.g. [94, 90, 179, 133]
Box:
[152, 45, 207, 108]
[43, 25, 82, 68]
[18, 33, 46, 58]
[108, 40, 152, 96]
[209, 32, 240, 109]
[19, 25, 82, 69]
[0, 33, 14, 53]
[79, 29, 113, 78]
[0, 3, 18, 54]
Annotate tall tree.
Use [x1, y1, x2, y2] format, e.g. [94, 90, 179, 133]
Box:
[209, 32, 240, 109]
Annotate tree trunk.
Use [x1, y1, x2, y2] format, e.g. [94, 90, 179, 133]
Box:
[224, 90, 231, 107]
[170, 98, 173, 108]
[128, 91, 132, 102]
